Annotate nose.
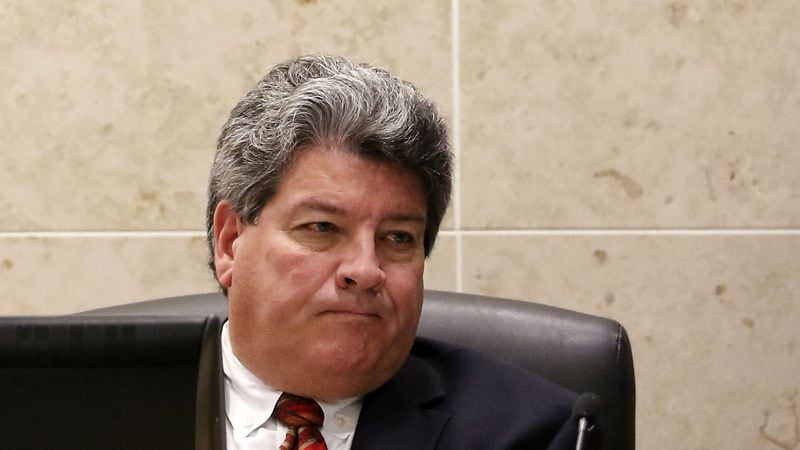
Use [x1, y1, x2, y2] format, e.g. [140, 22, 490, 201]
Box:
[335, 234, 386, 292]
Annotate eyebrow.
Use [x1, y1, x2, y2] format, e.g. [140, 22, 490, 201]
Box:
[292, 199, 427, 224]
[293, 199, 347, 216]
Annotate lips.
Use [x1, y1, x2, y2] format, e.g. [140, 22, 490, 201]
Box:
[317, 294, 384, 317]
[322, 309, 380, 317]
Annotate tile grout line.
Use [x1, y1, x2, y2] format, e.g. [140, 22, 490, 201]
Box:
[439, 229, 800, 236]
[0, 231, 207, 239]
[451, 0, 464, 293]
[2, 229, 799, 239]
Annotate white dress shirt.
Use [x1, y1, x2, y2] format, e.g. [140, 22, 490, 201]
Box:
[221, 322, 363, 450]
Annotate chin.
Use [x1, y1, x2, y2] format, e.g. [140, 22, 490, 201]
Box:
[280, 360, 392, 401]
[308, 347, 406, 397]
[319, 346, 384, 377]
[313, 369, 396, 402]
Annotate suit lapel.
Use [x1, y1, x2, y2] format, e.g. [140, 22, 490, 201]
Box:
[351, 352, 450, 450]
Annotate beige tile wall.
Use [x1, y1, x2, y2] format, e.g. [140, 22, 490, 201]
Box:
[1, 1, 798, 449]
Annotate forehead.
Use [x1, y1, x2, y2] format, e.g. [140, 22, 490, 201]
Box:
[270, 146, 427, 214]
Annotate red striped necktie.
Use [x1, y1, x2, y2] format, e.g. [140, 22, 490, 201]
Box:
[272, 393, 328, 450]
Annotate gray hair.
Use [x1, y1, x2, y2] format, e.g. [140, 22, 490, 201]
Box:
[207, 54, 452, 278]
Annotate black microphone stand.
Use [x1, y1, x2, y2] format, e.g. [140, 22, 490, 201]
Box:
[572, 392, 601, 450]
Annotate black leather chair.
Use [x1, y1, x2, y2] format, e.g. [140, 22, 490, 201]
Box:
[86, 289, 635, 450]
[418, 291, 635, 450]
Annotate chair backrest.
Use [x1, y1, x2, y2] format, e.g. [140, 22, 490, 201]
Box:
[418, 290, 635, 450]
[85, 290, 635, 450]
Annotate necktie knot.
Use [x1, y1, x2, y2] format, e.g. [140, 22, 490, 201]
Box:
[273, 393, 327, 450]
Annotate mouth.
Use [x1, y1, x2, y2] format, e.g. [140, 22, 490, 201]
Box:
[320, 310, 381, 319]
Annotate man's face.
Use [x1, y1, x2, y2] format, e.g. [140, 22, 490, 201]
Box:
[214, 146, 427, 401]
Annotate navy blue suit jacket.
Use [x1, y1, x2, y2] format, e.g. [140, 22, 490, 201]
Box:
[353, 337, 578, 450]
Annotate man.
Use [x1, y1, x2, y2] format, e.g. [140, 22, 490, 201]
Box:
[206, 54, 578, 449]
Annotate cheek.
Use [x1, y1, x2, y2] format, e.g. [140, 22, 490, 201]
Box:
[234, 245, 334, 312]
[276, 250, 340, 293]
[386, 264, 425, 320]
[251, 240, 333, 285]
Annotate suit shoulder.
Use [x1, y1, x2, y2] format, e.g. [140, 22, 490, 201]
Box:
[409, 337, 577, 449]
[411, 337, 575, 407]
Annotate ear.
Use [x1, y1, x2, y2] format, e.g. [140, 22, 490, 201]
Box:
[213, 201, 245, 288]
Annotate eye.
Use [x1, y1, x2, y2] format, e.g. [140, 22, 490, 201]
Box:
[307, 222, 336, 233]
[389, 233, 414, 244]
[291, 221, 340, 251]
[380, 230, 423, 260]
[387, 232, 413, 245]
